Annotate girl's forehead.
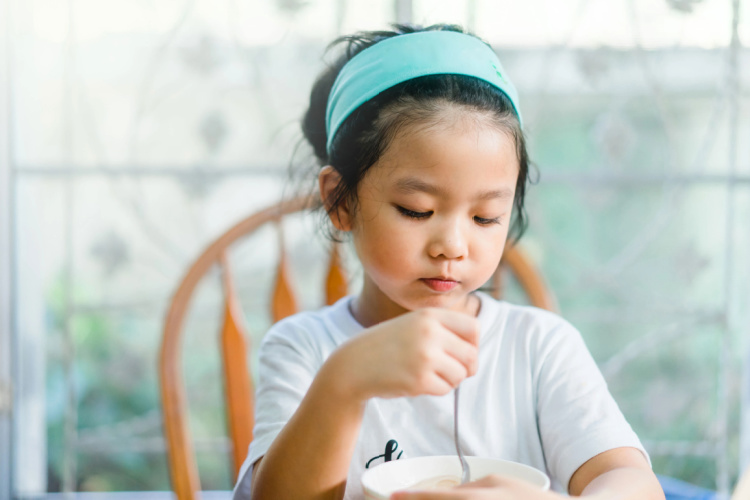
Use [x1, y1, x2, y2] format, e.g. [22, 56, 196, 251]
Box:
[363, 130, 519, 198]
[383, 100, 505, 135]
[389, 174, 516, 201]
[376, 119, 519, 175]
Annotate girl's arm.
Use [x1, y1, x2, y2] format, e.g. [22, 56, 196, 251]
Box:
[391, 447, 665, 500]
[571, 447, 664, 498]
[250, 308, 480, 500]
[250, 357, 366, 500]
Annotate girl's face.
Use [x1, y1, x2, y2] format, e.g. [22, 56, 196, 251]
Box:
[327, 109, 520, 325]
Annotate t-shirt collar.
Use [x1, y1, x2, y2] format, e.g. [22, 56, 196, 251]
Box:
[329, 292, 499, 342]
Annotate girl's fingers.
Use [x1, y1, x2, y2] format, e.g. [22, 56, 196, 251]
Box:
[422, 308, 480, 346]
[433, 352, 469, 390]
[390, 479, 518, 500]
[440, 331, 478, 376]
[422, 371, 458, 396]
[391, 491, 464, 500]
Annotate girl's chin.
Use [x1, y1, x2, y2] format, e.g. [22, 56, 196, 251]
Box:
[399, 291, 475, 312]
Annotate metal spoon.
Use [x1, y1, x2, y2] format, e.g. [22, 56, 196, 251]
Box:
[453, 385, 471, 484]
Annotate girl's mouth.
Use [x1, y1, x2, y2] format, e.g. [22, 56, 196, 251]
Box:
[421, 278, 459, 292]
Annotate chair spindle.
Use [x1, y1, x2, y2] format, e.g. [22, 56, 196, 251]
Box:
[218, 253, 255, 480]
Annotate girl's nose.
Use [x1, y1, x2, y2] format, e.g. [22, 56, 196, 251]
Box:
[427, 219, 467, 260]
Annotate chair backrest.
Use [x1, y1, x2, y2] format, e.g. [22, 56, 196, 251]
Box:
[159, 194, 557, 500]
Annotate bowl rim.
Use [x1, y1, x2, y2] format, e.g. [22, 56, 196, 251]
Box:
[361, 455, 551, 495]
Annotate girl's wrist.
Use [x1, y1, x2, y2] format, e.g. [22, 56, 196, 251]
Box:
[317, 346, 371, 406]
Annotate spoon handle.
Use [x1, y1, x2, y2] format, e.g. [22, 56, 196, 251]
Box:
[454, 386, 471, 484]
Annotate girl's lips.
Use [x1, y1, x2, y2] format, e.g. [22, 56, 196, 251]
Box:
[421, 278, 459, 292]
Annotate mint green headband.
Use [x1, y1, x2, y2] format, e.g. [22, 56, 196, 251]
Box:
[325, 30, 522, 155]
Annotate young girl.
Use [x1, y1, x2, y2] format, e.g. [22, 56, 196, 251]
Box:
[234, 24, 665, 500]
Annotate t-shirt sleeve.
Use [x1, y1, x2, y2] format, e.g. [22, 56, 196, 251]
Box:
[232, 318, 322, 499]
[535, 319, 649, 492]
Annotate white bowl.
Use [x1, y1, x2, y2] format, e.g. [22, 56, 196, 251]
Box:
[362, 455, 550, 499]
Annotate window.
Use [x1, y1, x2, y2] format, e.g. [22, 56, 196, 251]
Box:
[6, 0, 750, 496]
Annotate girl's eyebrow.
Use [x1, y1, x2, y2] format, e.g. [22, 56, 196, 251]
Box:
[395, 177, 514, 200]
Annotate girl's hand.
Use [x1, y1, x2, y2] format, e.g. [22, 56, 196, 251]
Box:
[324, 308, 480, 401]
[390, 475, 562, 500]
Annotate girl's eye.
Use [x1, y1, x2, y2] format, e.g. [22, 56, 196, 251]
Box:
[474, 216, 501, 226]
[396, 206, 432, 220]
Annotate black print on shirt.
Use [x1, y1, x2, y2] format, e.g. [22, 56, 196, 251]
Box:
[365, 439, 404, 469]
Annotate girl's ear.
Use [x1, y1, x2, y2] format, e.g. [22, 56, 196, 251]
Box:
[318, 166, 353, 232]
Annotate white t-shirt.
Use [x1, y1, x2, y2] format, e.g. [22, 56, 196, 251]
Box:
[233, 292, 647, 499]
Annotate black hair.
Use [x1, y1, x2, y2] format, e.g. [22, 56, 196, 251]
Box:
[301, 23, 533, 243]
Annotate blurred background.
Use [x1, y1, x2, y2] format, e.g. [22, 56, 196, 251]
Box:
[1, 0, 750, 498]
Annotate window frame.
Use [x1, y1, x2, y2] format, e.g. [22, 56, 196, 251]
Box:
[1, 0, 14, 494]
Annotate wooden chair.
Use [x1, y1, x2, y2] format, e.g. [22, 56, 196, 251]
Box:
[158, 194, 557, 500]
